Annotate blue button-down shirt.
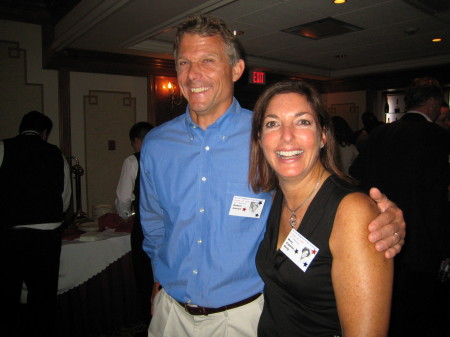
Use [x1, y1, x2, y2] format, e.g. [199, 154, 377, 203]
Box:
[140, 98, 273, 307]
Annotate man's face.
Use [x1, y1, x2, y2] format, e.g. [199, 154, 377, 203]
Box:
[437, 106, 450, 130]
[429, 97, 443, 122]
[176, 33, 244, 128]
[131, 138, 142, 153]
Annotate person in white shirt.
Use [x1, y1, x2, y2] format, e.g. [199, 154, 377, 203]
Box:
[115, 121, 154, 326]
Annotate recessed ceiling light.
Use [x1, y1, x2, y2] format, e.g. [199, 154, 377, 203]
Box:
[283, 18, 362, 40]
[334, 0, 346, 4]
[432, 38, 442, 42]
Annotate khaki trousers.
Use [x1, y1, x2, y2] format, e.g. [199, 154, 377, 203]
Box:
[148, 289, 264, 337]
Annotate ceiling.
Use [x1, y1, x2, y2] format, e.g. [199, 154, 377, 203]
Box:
[2, 0, 450, 80]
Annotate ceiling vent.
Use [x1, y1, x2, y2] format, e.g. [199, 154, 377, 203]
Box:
[282, 17, 363, 40]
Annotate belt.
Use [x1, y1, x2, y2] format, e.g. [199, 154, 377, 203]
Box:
[177, 293, 261, 316]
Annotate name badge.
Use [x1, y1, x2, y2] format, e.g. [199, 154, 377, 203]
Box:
[280, 229, 319, 272]
[228, 196, 265, 218]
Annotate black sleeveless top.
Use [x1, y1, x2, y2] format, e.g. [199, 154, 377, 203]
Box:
[256, 175, 361, 337]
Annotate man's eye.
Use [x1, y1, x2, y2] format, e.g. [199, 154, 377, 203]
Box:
[298, 119, 311, 125]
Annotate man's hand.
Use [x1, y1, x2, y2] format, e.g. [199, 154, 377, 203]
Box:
[151, 282, 161, 316]
[368, 187, 406, 259]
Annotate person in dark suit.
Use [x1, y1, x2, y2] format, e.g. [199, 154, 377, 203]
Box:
[0, 111, 72, 337]
[350, 78, 450, 337]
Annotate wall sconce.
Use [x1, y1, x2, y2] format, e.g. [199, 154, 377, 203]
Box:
[164, 81, 183, 109]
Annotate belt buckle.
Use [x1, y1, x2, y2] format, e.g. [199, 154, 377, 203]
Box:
[184, 303, 209, 316]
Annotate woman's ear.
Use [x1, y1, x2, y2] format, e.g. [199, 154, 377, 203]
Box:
[320, 130, 327, 148]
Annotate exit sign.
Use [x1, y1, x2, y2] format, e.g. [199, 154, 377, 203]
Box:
[249, 70, 266, 84]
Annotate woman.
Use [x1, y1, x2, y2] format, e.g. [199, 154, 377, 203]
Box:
[249, 81, 393, 337]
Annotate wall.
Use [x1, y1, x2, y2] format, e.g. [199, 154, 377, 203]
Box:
[0, 19, 59, 144]
[322, 91, 366, 131]
[70, 72, 148, 215]
[0, 19, 149, 218]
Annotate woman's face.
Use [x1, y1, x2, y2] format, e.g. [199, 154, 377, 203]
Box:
[260, 92, 325, 183]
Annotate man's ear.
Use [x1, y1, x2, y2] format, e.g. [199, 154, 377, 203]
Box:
[232, 59, 245, 83]
[41, 130, 49, 142]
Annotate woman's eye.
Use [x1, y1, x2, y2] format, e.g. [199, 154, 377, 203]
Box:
[297, 119, 311, 125]
[264, 121, 277, 128]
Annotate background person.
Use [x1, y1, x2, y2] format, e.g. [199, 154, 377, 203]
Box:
[140, 14, 405, 337]
[0, 110, 71, 337]
[115, 121, 154, 329]
[436, 101, 450, 132]
[350, 77, 450, 337]
[331, 115, 358, 176]
[251, 80, 393, 337]
[351, 111, 383, 152]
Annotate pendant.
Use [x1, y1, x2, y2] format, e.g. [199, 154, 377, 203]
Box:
[289, 213, 297, 228]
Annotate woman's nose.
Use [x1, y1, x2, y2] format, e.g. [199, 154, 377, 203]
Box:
[281, 125, 294, 143]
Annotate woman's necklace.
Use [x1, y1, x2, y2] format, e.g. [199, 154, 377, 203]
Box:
[285, 169, 325, 229]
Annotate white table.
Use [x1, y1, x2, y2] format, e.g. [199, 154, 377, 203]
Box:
[58, 228, 131, 294]
[21, 228, 131, 300]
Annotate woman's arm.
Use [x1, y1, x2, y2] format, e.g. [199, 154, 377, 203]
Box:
[330, 192, 393, 337]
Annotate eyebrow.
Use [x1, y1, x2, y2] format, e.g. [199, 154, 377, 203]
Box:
[263, 111, 310, 119]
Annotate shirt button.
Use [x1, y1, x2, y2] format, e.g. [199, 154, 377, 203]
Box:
[205, 146, 210, 151]
[197, 239, 202, 244]
[201, 177, 206, 182]
[193, 269, 198, 275]
[193, 125, 197, 129]
[221, 136, 226, 141]
[200, 208, 205, 213]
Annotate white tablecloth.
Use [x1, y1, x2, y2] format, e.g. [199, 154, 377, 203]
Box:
[58, 228, 131, 294]
[21, 228, 131, 302]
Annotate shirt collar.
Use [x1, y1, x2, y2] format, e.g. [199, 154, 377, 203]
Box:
[184, 97, 241, 133]
[406, 110, 432, 123]
[20, 130, 41, 136]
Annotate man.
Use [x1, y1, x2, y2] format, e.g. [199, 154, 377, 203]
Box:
[351, 111, 383, 152]
[140, 15, 405, 337]
[0, 111, 71, 337]
[115, 121, 154, 329]
[350, 77, 450, 337]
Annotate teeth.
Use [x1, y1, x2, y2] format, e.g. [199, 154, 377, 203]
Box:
[276, 150, 303, 159]
[191, 87, 210, 93]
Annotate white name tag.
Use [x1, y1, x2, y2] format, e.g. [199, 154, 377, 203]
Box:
[228, 196, 265, 218]
[280, 229, 319, 272]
